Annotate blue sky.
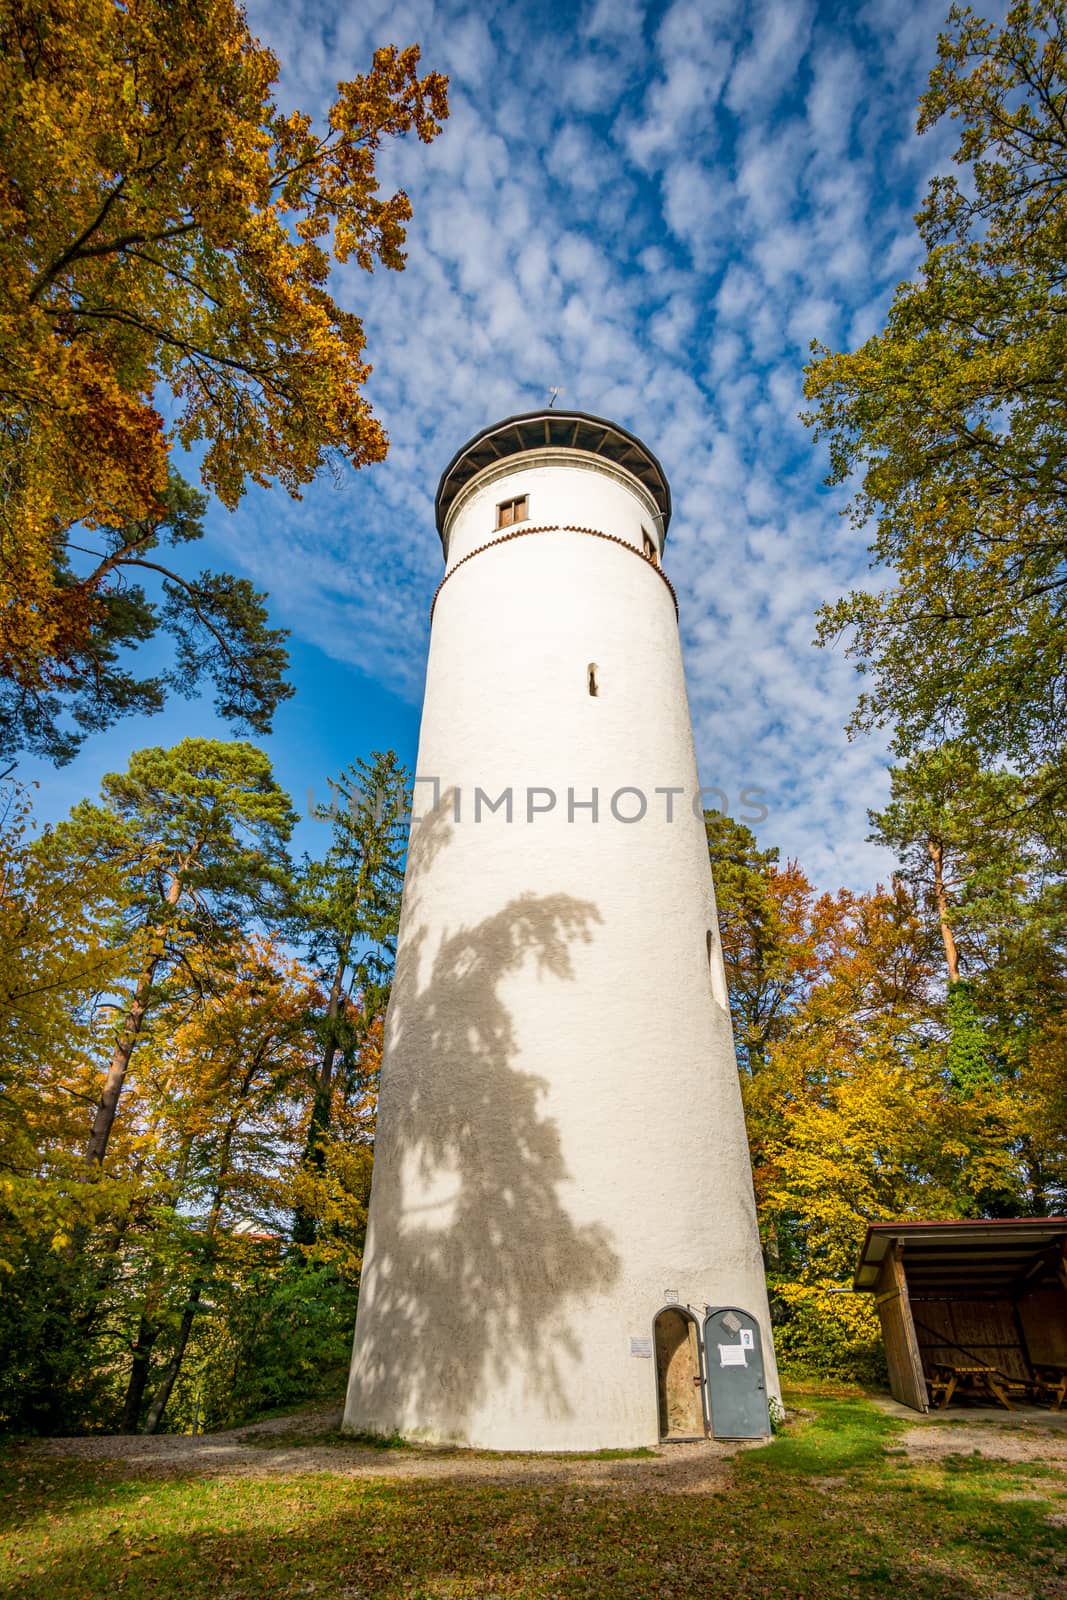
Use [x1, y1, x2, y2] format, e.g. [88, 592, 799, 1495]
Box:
[29, 0, 965, 890]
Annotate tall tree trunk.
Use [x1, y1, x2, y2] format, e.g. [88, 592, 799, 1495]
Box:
[928, 837, 961, 985]
[119, 1137, 193, 1429]
[313, 942, 351, 1118]
[142, 1283, 203, 1434]
[292, 940, 351, 1246]
[142, 1099, 246, 1434]
[85, 953, 160, 1166]
[1020, 1137, 1049, 1218]
[86, 867, 187, 1168]
[122, 1306, 161, 1431]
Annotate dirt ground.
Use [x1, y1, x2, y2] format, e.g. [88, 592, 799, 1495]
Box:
[873, 1395, 1067, 1466]
[17, 1395, 1067, 1487]
[14, 1404, 749, 1493]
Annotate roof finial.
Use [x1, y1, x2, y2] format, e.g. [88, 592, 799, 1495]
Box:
[548, 386, 564, 408]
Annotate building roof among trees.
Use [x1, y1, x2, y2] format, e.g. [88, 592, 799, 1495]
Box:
[854, 1218, 1067, 1297]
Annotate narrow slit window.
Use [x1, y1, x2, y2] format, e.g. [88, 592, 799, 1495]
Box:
[706, 929, 713, 968]
[497, 495, 528, 529]
[588, 663, 599, 697]
[642, 527, 659, 565]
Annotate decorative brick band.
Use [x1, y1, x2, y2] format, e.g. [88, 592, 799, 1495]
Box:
[429, 523, 679, 623]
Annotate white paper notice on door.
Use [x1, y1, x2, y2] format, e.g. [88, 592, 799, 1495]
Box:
[718, 1343, 747, 1367]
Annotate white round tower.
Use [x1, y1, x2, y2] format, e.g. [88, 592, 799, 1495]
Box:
[344, 412, 779, 1450]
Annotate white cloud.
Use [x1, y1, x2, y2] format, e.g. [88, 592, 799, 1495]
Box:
[182, 0, 968, 893]
[617, 0, 735, 171]
[723, 0, 814, 117]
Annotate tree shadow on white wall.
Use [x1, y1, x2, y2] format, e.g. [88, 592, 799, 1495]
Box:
[348, 805, 617, 1439]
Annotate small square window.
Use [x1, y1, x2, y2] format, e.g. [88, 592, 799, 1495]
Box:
[497, 495, 528, 529]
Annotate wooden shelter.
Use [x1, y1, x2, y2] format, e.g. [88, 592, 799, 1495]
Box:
[854, 1219, 1067, 1413]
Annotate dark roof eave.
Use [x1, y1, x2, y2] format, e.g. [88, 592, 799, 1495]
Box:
[434, 410, 673, 543]
[853, 1217, 1067, 1291]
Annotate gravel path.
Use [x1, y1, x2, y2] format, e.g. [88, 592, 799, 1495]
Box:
[901, 1417, 1067, 1466]
[14, 1404, 750, 1494]
[29, 1395, 1063, 1484]
[870, 1395, 1067, 1466]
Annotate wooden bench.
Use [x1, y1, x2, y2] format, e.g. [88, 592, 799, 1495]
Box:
[1033, 1365, 1067, 1412]
[927, 1362, 1021, 1410]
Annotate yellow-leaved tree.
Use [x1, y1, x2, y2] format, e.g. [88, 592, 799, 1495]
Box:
[0, 780, 131, 1269]
[0, 0, 447, 719]
[758, 883, 1020, 1378]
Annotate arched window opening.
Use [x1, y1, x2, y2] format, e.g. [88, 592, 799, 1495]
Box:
[653, 1307, 706, 1441]
[642, 527, 659, 566]
[587, 663, 599, 697]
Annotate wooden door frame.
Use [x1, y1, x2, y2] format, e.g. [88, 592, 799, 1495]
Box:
[875, 1241, 929, 1413]
[652, 1305, 709, 1440]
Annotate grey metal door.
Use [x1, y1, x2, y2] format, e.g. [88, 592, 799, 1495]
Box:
[703, 1307, 770, 1440]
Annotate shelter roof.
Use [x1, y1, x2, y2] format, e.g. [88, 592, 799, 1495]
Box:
[434, 410, 672, 543]
[853, 1217, 1067, 1297]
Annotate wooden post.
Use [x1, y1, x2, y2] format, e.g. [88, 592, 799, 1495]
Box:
[875, 1241, 928, 1412]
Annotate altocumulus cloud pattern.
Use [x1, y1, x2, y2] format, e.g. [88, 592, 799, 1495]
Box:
[211, 0, 961, 891]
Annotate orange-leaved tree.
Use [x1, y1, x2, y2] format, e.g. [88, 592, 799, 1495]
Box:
[760, 882, 1019, 1376]
[0, 0, 447, 734]
[704, 811, 832, 1266]
[113, 938, 320, 1433]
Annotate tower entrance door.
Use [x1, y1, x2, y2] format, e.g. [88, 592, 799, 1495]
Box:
[653, 1308, 706, 1440]
[703, 1307, 771, 1440]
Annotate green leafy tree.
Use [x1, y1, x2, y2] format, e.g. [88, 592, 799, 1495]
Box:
[2, 472, 293, 764]
[868, 744, 1027, 986]
[171, 1258, 359, 1433]
[946, 980, 995, 1096]
[869, 746, 1067, 1206]
[804, 0, 1067, 784]
[121, 941, 316, 1433]
[48, 738, 295, 1169]
[291, 752, 407, 1246]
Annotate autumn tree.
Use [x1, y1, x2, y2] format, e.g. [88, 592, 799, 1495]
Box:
[48, 738, 295, 1170]
[1, 473, 292, 763]
[115, 941, 319, 1433]
[134, 966, 383, 1432]
[0, 781, 127, 1179]
[804, 0, 1067, 785]
[760, 882, 1017, 1375]
[705, 811, 822, 1073]
[0, 758, 394, 1435]
[0, 778, 130, 1397]
[0, 0, 447, 752]
[282, 1013, 382, 1288]
[704, 811, 832, 1271]
[290, 752, 407, 1247]
[1011, 1016, 1067, 1213]
[0, 779, 132, 1429]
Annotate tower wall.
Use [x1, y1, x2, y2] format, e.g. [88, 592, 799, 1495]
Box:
[344, 437, 778, 1451]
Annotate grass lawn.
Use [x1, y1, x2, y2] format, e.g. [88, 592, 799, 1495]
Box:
[3, 1389, 1066, 1599]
